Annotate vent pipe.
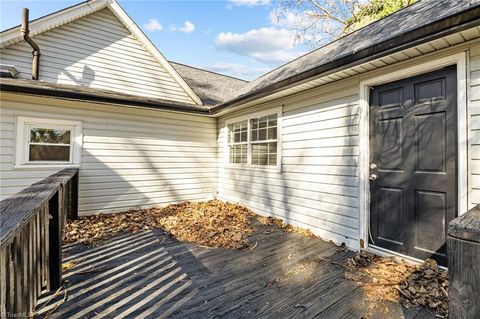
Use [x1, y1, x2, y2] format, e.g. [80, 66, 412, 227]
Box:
[20, 8, 40, 80]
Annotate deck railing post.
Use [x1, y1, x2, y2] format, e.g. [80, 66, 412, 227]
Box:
[70, 171, 79, 220]
[447, 204, 480, 319]
[48, 191, 62, 290]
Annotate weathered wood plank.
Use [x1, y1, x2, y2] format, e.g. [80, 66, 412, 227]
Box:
[48, 192, 62, 290]
[448, 236, 480, 319]
[0, 169, 78, 248]
[7, 244, 15, 315]
[0, 247, 6, 318]
[448, 204, 480, 241]
[13, 233, 23, 314]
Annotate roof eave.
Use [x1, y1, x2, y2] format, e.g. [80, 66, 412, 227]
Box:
[0, 83, 210, 115]
[210, 4, 480, 116]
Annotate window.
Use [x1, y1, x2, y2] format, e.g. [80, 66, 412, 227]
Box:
[226, 108, 281, 169]
[15, 117, 83, 168]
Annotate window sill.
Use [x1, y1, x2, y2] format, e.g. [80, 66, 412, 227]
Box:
[225, 164, 282, 173]
[14, 163, 81, 170]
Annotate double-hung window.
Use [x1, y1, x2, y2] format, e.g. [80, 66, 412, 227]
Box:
[15, 117, 83, 168]
[226, 107, 281, 170]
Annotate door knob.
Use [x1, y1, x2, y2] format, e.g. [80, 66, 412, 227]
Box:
[369, 174, 377, 181]
[370, 163, 377, 170]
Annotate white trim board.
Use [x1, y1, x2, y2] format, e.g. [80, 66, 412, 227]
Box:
[358, 52, 468, 252]
[0, 0, 203, 106]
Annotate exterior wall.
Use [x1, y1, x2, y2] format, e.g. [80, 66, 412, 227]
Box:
[470, 43, 480, 207]
[0, 9, 196, 104]
[217, 79, 361, 248]
[217, 42, 480, 249]
[0, 93, 217, 214]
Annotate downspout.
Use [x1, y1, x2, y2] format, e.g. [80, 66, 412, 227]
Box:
[20, 8, 40, 80]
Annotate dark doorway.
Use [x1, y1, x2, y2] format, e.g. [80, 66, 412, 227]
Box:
[369, 65, 457, 266]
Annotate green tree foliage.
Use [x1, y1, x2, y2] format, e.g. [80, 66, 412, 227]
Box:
[344, 0, 417, 33]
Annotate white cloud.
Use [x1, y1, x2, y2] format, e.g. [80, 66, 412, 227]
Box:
[143, 19, 162, 32]
[179, 21, 196, 33]
[205, 62, 270, 79]
[229, 0, 270, 7]
[269, 9, 303, 29]
[170, 21, 196, 33]
[215, 27, 303, 65]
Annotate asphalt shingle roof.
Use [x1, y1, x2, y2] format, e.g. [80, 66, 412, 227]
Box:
[170, 62, 248, 107]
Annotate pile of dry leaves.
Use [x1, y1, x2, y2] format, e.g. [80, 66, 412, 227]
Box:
[65, 200, 255, 249]
[344, 252, 449, 317]
[257, 215, 316, 237]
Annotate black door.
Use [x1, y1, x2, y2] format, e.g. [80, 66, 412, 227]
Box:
[369, 66, 457, 266]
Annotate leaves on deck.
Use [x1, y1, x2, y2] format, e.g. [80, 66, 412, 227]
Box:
[257, 215, 316, 237]
[344, 252, 449, 317]
[64, 200, 256, 249]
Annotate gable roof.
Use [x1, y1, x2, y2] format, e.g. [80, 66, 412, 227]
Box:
[0, 0, 203, 105]
[1, 0, 479, 116]
[170, 61, 248, 106]
[210, 0, 480, 113]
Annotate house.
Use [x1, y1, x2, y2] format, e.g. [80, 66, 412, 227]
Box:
[0, 0, 479, 267]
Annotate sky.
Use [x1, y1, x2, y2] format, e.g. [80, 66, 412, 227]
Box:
[0, 0, 312, 80]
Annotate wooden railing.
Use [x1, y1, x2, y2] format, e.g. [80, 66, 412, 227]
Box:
[0, 169, 79, 318]
[448, 204, 480, 319]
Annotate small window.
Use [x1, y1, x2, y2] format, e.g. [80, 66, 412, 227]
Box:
[225, 108, 281, 169]
[15, 117, 83, 168]
[29, 128, 71, 162]
[228, 120, 248, 164]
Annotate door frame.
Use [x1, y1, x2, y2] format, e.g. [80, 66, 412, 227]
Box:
[358, 52, 468, 260]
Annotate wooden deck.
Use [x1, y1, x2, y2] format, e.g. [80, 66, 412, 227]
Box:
[35, 221, 436, 319]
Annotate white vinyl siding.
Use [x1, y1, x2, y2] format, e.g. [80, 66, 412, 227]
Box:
[470, 43, 480, 207]
[0, 94, 217, 214]
[217, 80, 361, 248]
[0, 9, 196, 104]
[217, 42, 480, 249]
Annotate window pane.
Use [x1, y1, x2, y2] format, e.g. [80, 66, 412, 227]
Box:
[268, 115, 277, 126]
[30, 128, 71, 144]
[251, 128, 258, 141]
[269, 142, 277, 153]
[29, 145, 70, 161]
[251, 118, 258, 130]
[268, 153, 277, 166]
[259, 116, 268, 128]
[258, 128, 267, 141]
[241, 131, 247, 142]
[267, 127, 277, 140]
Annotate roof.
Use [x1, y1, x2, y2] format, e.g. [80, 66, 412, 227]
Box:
[170, 62, 248, 106]
[0, 78, 210, 114]
[1, 0, 480, 115]
[0, 0, 203, 105]
[210, 0, 480, 113]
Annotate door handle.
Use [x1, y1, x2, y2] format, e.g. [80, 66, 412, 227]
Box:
[369, 174, 377, 181]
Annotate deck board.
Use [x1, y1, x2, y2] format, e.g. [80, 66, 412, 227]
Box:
[34, 222, 437, 318]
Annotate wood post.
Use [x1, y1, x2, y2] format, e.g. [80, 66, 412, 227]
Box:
[447, 204, 480, 319]
[48, 191, 62, 291]
[70, 171, 79, 220]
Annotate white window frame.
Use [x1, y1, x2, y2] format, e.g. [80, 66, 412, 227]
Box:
[224, 106, 282, 172]
[15, 116, 83, 169]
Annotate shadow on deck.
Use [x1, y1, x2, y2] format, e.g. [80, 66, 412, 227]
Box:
[35, 222, 436, 319]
